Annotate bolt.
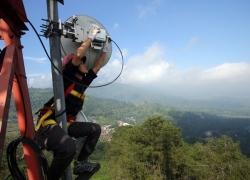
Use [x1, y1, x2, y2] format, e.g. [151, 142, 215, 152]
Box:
[18, 45, 24, 49]
[8, 33, 13, 38]
[20, 31, 26, 35]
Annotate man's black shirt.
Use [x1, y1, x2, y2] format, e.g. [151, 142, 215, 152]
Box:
[63, 60, 97, 116]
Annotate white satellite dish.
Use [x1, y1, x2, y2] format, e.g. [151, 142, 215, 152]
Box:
[76, 111, 88, 122]
[60, 15, 112, 69]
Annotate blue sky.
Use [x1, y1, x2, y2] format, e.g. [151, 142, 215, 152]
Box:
[2, 0, 250, 98]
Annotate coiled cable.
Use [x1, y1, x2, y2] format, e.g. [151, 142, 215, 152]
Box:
[6, 137, 49, 180]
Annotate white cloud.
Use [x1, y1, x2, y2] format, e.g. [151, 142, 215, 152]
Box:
[116, 48, 128, 59]
[138, 0, 162, 18]
[114, 23, 119, 29]
[183, 36, 200, 51]
[120, 42, 170, 84]
[94, 42, 250, 97]
[201, 62, 250, 81]
[27, 73, 52, 88]
[24, 56, 47, 63]
[27, 73, 45, 77]
[28, 42, 250, 97]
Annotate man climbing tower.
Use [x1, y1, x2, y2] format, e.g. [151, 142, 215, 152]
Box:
[35, 26, 111, 180]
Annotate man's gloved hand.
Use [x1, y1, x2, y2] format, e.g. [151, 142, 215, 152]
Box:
[88, 26, 100, 40]
[102, 37, 111, 52]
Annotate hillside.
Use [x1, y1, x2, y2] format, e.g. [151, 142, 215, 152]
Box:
[8, 83, 250, 120]
[6, 85, 250, 158]
[86, 83, 250, 117]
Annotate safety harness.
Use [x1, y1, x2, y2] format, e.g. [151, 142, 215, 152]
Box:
[35, 83, 85, 131]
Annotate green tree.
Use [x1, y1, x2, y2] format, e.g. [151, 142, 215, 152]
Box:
[181, 135, 250, 180]
[105, 116, 184, 179]
[104, 116, 250, 180]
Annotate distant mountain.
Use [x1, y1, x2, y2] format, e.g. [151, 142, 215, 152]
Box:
[7, 86, 250, 158]
[8, 83, 248, 119]
[86, 83, 250, 117]
[86, 83, 186, 107]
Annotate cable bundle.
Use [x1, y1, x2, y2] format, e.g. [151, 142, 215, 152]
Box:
[6, 137, 49, 180]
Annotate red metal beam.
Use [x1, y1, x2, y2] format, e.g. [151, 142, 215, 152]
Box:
[0, 44, 16, 169]
[0, 0, 44, 179]
[0, 0, 28, 30]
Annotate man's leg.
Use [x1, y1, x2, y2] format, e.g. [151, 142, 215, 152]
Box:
[68, 122, 101, 174]
[68, 122, 101, 161]
[36, 124, 76, 180]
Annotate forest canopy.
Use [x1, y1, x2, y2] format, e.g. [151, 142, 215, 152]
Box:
[105, 116, 250, 180]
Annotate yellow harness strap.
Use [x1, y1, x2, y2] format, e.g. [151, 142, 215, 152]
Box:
[42, 119, 57, 127]
[35, 89, 84, 131]
[70, 89, 85, 100]
[67, 119, 75, 127]
[35, 107, 55, 131]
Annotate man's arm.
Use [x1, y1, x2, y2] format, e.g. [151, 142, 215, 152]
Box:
[92, 52, 107, 74]
[71, 27, 100, 66]
[72, 38, 92, 66]
[92, 38, 111, 74]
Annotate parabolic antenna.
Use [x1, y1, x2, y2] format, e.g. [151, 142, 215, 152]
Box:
[76, 111, 88, 122]
[60, 15, 112, 69]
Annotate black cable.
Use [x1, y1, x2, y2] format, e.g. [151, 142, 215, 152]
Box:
[88, 39, 124, 88]
[4, 4, 122, 179]
[6, 137, 50, 180]
[10, 1, 124, 89]
[7, 74, 50, 180]
[3, 3, 50, 178]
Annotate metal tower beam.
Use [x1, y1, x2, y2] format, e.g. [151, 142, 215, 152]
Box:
[0, 0, 43, 179]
